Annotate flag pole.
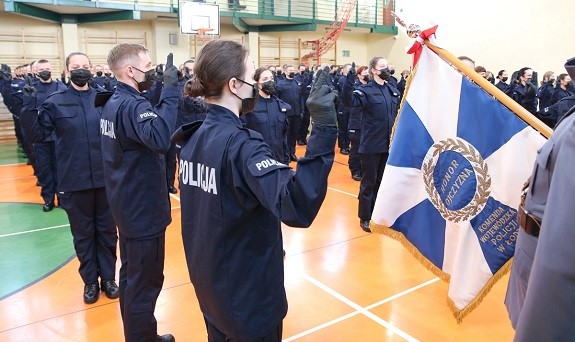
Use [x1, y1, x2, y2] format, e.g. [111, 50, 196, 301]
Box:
[425, 41, 553, 139]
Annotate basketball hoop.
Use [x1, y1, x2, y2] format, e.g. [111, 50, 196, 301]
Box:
[196, 28, 216, 43]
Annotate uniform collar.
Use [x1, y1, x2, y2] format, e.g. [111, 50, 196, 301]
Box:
[207, 104, 243, 126]
[116, 81, 141, 96]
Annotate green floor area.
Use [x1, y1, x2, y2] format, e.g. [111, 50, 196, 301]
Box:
[0, 140, 26, 165]
[0, 203, 74, 300]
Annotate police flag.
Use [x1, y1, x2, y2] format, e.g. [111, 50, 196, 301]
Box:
[371, 45, 546, 321]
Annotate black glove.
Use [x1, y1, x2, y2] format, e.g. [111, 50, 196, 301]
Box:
[163, 53, 178, 87]
[525, 82, 536, 97]
[306, 66, 338, 127]
[346, 62, 356, 84]
[23, 76, 37, 98]
[0, 64, 11, 82]
[0, 69, 11, 82]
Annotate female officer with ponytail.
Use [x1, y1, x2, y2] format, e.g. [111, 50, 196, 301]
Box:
[342, 57, 400, 233]
[174, 40, 338, 342]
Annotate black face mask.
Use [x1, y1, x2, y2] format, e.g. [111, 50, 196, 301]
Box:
[69, 69, 92, 87]
[38, 71, 52, 81]
[27, 73, 34, 78]
[132, 66, 157, 92]
[363, 75, 370, 83]
[378, 68, 391, 81]
[288, 72, 295, 79]
[104, 72, 112, 77]
[276, 70, 282, 76]
[502, 76, 508, 82]
[96, 71, 103, 77]
[389, 69, 395, 75]
[260, 80, 276, 95]
[234, 78, 259, 114]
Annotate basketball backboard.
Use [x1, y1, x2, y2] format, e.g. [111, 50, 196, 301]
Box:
[179, 1, 220, 35]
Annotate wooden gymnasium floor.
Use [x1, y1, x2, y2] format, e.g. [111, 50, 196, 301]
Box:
[0, 141, 515, 341]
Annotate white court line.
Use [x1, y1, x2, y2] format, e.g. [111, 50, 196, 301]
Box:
[0, 203, 180, 239]
[169, 193, 181, 202]
[285, 274, 423, 342]
[0, 224, 69, 238]
[364, 278, 440, 311]
[327, 186, 358, 198]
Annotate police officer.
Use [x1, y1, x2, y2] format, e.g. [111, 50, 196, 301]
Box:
[275, 65, 307, 162]
[242, 66, 291, 164]
[337, 64, 352, 155]
[347, 66, 369, 181]
[295, 64, 312, 146]
[174, 40, 337, 342]
[342, 58, 400, 233]
[21, 59, 67, 211]
[550, 73, 574, 105]
[165, 58, 201, 194]
[100, 44, 178, 342]
[91, 65, 111, 90]
[103, 65, 118, 89]
[0, 64, 29, 160]
[536, 71, 555, 111]
[20, 52, 118, 305]
[511, 56, 575, 340]
[397, 69, 410, 99]
[511, 67, 538, 114]
[495, 70, 511, 95]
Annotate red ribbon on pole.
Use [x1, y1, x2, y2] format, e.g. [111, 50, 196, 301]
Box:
[407, 25, 438, 68]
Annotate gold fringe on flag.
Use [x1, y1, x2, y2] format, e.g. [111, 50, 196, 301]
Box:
[371, 221, 514, 322]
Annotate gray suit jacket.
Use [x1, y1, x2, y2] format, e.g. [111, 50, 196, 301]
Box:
[513, 108, 575, 340]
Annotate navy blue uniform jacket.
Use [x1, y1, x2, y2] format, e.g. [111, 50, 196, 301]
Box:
[100, 81, 179, 239]
[21, 86, 106, 192]
[241, 95, 291, 163]
[21, 80, 67, 142]
[275, 78, 304, 117]
[342, 80, 400, 153]
[176, 104, 337, 341]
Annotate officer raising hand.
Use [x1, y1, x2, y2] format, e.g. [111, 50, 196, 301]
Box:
[306, 66, 338, 127]
[175, 40, 337, 342]
[100, 45, 178, 342]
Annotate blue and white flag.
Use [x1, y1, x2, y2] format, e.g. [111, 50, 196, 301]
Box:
[371, 46, 546, 320]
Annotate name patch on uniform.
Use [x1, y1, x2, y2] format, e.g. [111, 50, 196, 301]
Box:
[100, 119, 116, 139]
[139, 112, 157, 120]
[179, 159, 218, 195]
[248, 158, 289, 177]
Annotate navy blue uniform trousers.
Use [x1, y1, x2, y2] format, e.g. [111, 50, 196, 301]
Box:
[358, 152, 388, 221]
[348, 129, 361, 176]
[119, 234, 165, 342]
[337, 108, 350, 149]
[287, 116, 301, 155]
[34, 141, 57, 203]
[59, 187, 117, 284]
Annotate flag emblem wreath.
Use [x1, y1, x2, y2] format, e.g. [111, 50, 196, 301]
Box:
[422, 137, 491, 223]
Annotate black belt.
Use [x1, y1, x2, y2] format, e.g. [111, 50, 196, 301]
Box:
[517, 202, 541, 237]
